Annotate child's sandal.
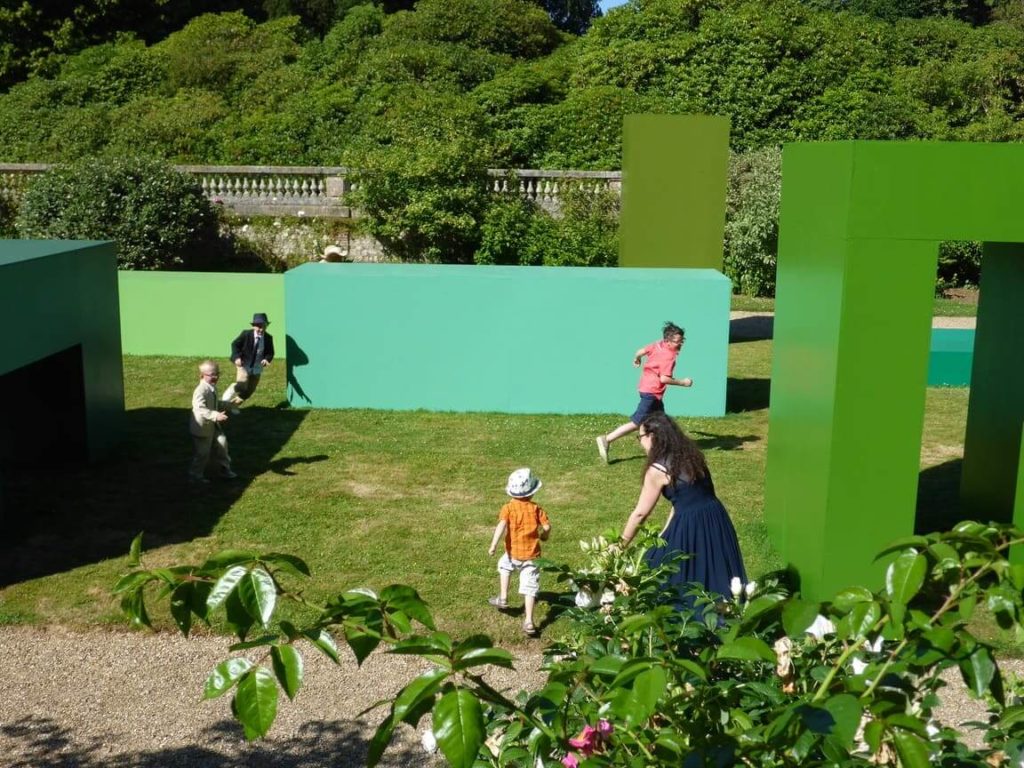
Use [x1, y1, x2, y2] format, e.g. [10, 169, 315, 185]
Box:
[523, 622, 538, 637]
[488, 597, 508, 610]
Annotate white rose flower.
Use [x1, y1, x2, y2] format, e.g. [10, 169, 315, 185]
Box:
[421, 729, 437, 753]
[806, 614, 836, 640]
[744, 581, 758, 598]
[600, 589, 615, 605]
[850, 656, 868, 675]
[730, 577, 743, 598]
[575, 589, 597, 609]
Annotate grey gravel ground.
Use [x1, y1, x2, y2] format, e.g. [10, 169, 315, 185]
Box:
[0, 624, 1015, 767]
[0, 625, 547, 768]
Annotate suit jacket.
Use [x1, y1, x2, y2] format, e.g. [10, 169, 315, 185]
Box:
[190, 380, 225, 437]
[230, 329, 275, 368]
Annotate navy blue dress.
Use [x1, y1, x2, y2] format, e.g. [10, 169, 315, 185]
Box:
[643, 463, 747, 601]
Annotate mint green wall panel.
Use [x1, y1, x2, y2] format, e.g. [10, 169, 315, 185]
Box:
[927, 329, 973, 387]
[285, 263, 730, 415]
[118, 272, 285, 357]
[620, 115, 730, 269]
[768, 142, 1024, 600]
[1, 240, 124, 460]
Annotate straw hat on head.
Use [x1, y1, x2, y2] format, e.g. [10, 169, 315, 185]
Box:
[506, 468, 542, 499]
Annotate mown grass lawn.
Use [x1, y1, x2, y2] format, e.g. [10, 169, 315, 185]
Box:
[0, 331, 970, 647]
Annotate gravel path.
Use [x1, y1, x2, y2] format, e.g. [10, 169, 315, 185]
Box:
[0, 625, 546, 768]
[729, 312, 976, 340]
[1, 624, 1015, 767]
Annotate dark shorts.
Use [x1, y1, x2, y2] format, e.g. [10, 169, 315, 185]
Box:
[630, 394, 664, 425]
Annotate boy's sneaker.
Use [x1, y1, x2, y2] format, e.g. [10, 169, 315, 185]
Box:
[488, 597, 508, 610]
[596, 435, 609, 464]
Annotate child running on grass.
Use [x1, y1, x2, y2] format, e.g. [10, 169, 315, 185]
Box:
[595, 321, 692, 464]
[488, 468, 551, 637]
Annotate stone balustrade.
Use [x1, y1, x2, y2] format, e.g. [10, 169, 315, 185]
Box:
[0, 163, 621, 218]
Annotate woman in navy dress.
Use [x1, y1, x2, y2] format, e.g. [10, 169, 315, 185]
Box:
[619, 412, 747, 601]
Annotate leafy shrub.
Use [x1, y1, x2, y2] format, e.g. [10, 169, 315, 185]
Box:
[724, 146, 781, 297]
[120, 520, 1024, 766]
[0, 194, 17, 238]
[936, 240, 982, 293]
[477, 183, 618, 266]
[16, 155, 222, 270]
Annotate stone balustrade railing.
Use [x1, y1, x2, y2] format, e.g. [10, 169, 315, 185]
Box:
[0, 163, 621, 218]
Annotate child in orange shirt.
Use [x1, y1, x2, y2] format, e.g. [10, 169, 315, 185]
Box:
[488, 468, 551, 637]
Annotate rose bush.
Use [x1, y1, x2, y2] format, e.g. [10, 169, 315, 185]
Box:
[118, 521, 1024, 767]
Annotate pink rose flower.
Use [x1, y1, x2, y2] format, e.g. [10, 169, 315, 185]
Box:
[569, 725, 599, 756]
[561, 753, 579, 768]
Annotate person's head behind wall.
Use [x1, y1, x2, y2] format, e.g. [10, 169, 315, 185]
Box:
[506, 468, 542, 499]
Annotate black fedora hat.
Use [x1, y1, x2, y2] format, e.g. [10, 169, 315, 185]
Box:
[251, 313, 269, 326]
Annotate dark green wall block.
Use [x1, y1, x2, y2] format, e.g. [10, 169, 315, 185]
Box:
[620, 115, 730, 269]
[1, 240, 124, 463]
[284, 263, 731, 415]
[766, 142, 1024, 600]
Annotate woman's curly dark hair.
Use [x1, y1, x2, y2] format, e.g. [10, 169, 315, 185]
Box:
[639, 412, 707, 483]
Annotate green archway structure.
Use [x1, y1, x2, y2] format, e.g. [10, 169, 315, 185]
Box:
[765, 142, 1024, 600]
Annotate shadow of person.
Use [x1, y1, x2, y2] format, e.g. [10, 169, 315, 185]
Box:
[689, 431, 761, 452]
[268, 454, 329, 476]
[729, 315, 774, 342]
[286, 334, 312, 404]
[726, 377, 771, 412]
[915, 458, 964, 535]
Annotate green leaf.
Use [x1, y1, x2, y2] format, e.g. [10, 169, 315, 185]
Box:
[838, 601, 880, 640]
[204, 657, 254, 699]
[366, 711, 396, 768]
[892, 729, 930, 768]
[120, 589, 152, 629]
[271, 644, 304, 700]
[302, 628, 340, 664]
[206, 565, 248, 611]
[886, 551, 927, 605]
[344, 624, 382, 665]
[875, 536, 929, 559]
[224, 589, 256, 641]
[392, 667, 448, 725]
[629, 666, 667, 725]
[739, 593, 785, 627]
[822, 694, 861, 749]
[831, 586, 874, 614]
[433, 688, 485, 768]
[229, 634, 281, 651]
[716, 636, 776, 663]
[128, 532, 144, 567]
[237, 568, 277, 627]
[380, 584, 437, 631]
[259, 552, 311, 577]
[233, 666, 279, 740]
[452, 647, 514, 672]
[201, 550, 258, 571]
[667, 658, 708, 682]
[782, 599, 820, 637]
[112, 570, 156, 595]
[864, 719, 884, 752]
[390, 633, 454, 657]
[169, 583, 193, 637]
[959, 644, 998, 699]
[589, 655, 626, 677]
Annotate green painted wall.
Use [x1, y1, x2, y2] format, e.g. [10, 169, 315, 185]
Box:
[118, 272, 285, 357]
[928, 329, 973, 387]
[285, 263, 731, 415]
[1, 239, 124, 460]
[620, 115, 730, 269]
[767, 142, 1024, 600]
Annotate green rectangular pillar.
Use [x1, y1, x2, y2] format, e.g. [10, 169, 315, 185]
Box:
[961, 243, 1024, 521]
[620, 115, 730, 269]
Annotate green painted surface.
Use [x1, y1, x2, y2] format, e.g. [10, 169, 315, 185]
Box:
[961, 242, 1024, 523]
[620, 115, 730, 269]
[0, 239, 124, 460]
[117, 272, 285, 358]
[928, 329, 973, 387]
[285, 263, 730, 415]
[767, 142, 1024, 600]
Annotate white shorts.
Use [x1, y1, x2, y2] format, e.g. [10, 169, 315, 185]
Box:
[497, 553, 540, 597]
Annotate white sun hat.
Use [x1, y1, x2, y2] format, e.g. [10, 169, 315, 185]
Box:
[506, 468, 542, 499]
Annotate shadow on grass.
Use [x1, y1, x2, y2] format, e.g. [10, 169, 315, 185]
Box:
[726, 377, 770, 413]
[0, 714, 426, 768]
[730, 315, 773, 343]
[915, 458, 964, 535]
[0, 405, 309, 587]
[608, 429, 759, 465]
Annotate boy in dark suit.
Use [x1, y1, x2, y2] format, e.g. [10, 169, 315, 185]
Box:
[222, 312, 275, 413]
